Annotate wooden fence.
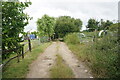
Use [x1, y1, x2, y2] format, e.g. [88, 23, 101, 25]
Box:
[1, 38, 32, 69]
[1, 36, 49, 70]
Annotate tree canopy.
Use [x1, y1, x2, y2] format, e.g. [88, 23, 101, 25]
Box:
[87, 18, 99, 32]
[98, 19, 113, 30]
[87, 19, 113, 32]
[54, 16, 82, 38]
[37, 14, 55, 40]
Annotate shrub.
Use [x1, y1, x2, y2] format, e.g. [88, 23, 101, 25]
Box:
[84, 32, 119, 78]
[64, 33, 80, 44]
[65, 32, 120, 78]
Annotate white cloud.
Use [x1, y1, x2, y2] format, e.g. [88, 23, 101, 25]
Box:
[24, 0, 119, 32]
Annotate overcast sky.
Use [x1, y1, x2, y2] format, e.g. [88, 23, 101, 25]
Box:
[20, 0, 119, 32]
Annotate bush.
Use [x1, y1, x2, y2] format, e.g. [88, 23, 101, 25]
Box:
[109, 23, 119, 32]
[65, 32, 120, 78]
[87, 32, 120, 78]
[64, 33, 80, 44]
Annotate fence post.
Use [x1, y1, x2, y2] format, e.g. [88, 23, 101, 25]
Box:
[21, 45, 24, 59]
[39, 38, 40, 45]
[93, 35, 95, 42]
[28, 38, 31, 52]
[17, 52, 20, 63]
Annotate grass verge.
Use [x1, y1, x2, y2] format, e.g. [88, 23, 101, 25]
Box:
[3, 40, 40, 63]
[64, 33, 119, 78]
[2, 42, 51, 78]
[50, 54, 74, 78]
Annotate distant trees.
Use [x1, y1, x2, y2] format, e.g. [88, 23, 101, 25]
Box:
[98, 19, 113, 30]
[36, 15, 114, 38]
[36, 14, 55, 40]
[54, 16, 82, 38]
[37, 15, 82, 39]
[87, 19, 113, 32]
[87, 19, 99, 32]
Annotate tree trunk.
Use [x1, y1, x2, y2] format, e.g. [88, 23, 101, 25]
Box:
[48, 33, 51, 41]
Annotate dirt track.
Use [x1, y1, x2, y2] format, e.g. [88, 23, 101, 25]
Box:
[26, 42, 93, 78]
[58, 42, 93, 78]
[26, 42, 57, 78]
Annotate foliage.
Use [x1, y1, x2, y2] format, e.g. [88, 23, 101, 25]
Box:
[98, 19, 113, 31]
[31, 31, 38, 38]
[36, 14, 55, 40]
[87, 19, 113, 32]
[31, 31, 38, 35]
[3, 42, 51, 78]
[21, 32, 28, 37]
[65, 32, 119, 78]
[87, 18, 99, 32]
[2, 2, 32, 59]
[54, 16, 82, 38]
[64, 33, 80, 44]
[109, 23, 119, 32]
[88, 33, 119, 78]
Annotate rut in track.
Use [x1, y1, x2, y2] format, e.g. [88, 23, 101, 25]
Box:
[26, 42, 57, 78]
[26, 42, 93, 78]
[58, 42, 93, 78]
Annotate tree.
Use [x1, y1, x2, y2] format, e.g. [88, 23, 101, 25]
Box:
[21, 32, 27, 36]
[98, 19, 113, 30]
[87, 18, 99, 32]
[54, 16, 82, 38]
[31, 31, 38, 38]
[37, 14, 55, 40]
[74, 19, 82, 31]
[98, 19, 105, 31]
[2, 2, 32, 59]
[104, 20, 113, 30]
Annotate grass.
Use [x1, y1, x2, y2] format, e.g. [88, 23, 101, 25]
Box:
[66, 43, 90, 62]
[3, 39, 40, 63]
[64, 32, 119, 78]
[20, 39, 40, 52]
[2, 42, 51, 78]
[50, 54, 74, 78]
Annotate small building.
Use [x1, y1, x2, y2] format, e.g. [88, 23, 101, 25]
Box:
[27, 29, 37, 40]
[29, 34, 36, 40]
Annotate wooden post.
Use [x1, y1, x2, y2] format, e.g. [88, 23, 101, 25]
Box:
[17, 52, 20, 63]
[28, 37, 31, 52]
[39, 38, 40, 45]
[21, 45, 24, 59]
[93, 36, 95, 42]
